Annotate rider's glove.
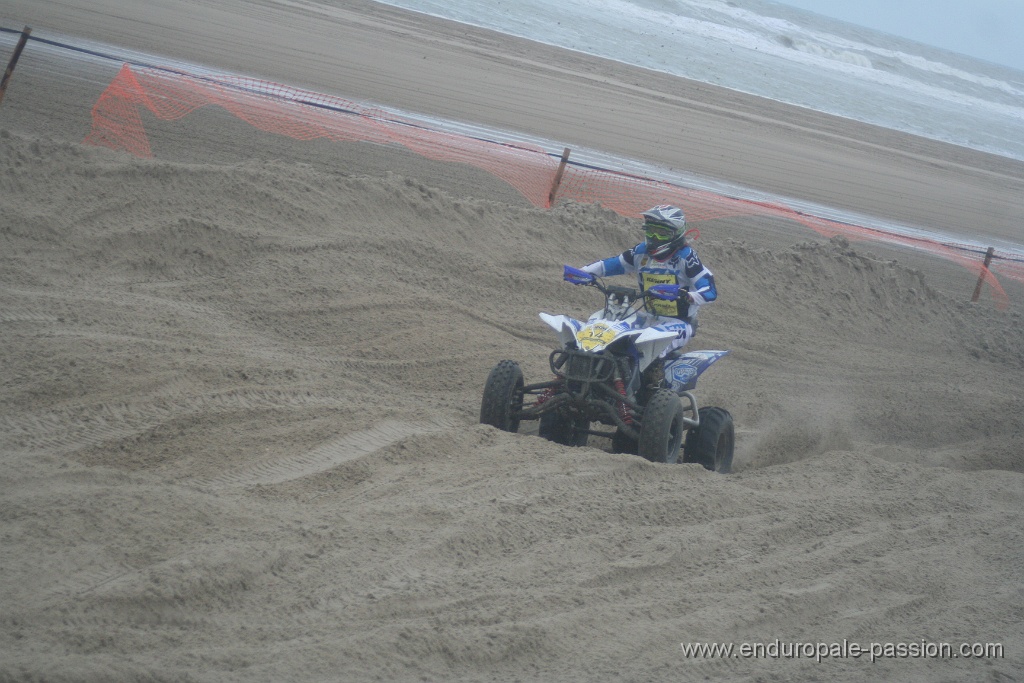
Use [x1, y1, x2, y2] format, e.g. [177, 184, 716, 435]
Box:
[581, 262, 604, 276]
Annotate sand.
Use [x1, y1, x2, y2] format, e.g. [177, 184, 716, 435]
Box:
[1, 1, 1022, 681]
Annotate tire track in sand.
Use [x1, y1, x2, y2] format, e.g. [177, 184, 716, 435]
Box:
[0, 388, 357, 455]
[192, 419, 456, 490]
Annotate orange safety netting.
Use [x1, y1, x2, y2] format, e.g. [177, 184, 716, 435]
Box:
[84, 63, 558, 208]
[85, 64, 1016, 308]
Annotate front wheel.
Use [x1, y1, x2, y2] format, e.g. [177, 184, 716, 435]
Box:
[683, 406, 735, 473]
[611, 428, 637, 455]
[637, 389, 685, 464]
[480, 360, 524, 433]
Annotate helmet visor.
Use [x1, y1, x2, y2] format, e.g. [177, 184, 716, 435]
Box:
[644, 223, 676, 242]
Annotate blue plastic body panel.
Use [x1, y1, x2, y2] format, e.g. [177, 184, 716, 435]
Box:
[663, 350, 730, 393]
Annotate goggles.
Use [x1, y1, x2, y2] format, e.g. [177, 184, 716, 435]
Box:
[644, 223, 677, 242]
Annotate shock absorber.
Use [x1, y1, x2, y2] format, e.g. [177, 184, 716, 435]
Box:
[614, 376, 633, 425]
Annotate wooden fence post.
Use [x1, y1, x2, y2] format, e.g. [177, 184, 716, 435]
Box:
[547, 147, 571, 208]
[0, 26, 32, 109]
[971, 246, 995, 303]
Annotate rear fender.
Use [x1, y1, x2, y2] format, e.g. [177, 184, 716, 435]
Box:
[663, 350, 730, 393]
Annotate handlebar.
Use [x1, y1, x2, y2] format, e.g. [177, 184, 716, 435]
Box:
[562, 265, 684, 302]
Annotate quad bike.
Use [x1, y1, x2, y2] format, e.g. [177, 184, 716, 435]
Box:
[480, 265, 734, 472]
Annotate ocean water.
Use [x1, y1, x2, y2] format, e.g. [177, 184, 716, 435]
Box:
[376, 0, 1024, 163]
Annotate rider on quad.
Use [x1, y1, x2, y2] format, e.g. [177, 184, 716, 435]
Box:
[478, 204, 732, 469]
[579, 205, 717, 379]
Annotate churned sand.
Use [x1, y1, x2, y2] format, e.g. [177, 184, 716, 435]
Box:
[1, 1, 1022, 681]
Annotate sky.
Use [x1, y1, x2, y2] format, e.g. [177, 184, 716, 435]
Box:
[773, 0, 1024, 71]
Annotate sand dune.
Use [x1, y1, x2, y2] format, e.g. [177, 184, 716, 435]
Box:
[1, 2, 1023, 681]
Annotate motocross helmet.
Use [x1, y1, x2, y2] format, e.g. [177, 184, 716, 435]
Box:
[642, 205, 687, 261]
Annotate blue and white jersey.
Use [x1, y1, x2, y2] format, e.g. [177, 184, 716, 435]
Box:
[585, 242, 717, 321]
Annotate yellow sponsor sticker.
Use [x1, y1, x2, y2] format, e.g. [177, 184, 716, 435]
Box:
[577, 322, 619, 351]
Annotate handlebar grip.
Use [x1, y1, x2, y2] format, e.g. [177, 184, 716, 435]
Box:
[563, 265, 596, 285]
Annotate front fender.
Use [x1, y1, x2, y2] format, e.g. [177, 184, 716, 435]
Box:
[634, 327, 679, 369]
[634, 327, 679, 345]
[539, 312, 583, 348]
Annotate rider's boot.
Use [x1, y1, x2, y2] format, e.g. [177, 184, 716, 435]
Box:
[643, 358, 666, 388]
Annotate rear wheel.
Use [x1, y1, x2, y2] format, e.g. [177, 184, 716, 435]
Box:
[637, 389, 685, 464]
[480, 360, 524, 433]
[683, 406, 735, 473]
[539, 408, 589, 447]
